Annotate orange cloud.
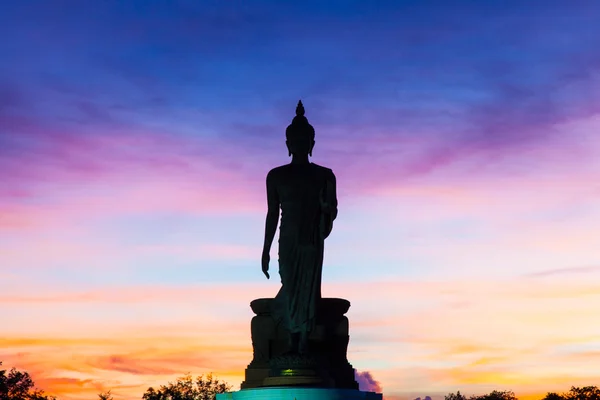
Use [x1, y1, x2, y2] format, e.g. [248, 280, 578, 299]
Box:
[2, 278, 600, 399]
[1, 333, 249, 400]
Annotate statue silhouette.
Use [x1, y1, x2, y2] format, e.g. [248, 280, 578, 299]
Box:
[261, 101, 338, 355]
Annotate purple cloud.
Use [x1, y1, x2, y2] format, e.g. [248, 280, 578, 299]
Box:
[355, 370, 383, 393]
[1, 1, 598, 200]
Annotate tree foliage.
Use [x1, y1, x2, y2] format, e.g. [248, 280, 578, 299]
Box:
[98, 389, 114, 400]
[541, 386, 600, 400]
[445, 391, 468, 400]
[444, 387, 600, 400]
[543, 392, 566, 400]
[471, 390, 518, 400]
[0, 361, 56, 400]
[142, 373, 232, 400]
[565, 386, 600, 400]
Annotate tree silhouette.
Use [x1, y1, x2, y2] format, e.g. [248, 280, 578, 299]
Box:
[443, 387, 600, 400]
[142, 373, 232, 400]
[565, 386, 600, 400]
[445, 391, 468, 400]
[541, 386, 600, 400]
[0, 361, 56, 400]
[98, 389, 114, 400]
[543, 392, 565, 400]
[470, 390, 518, 400]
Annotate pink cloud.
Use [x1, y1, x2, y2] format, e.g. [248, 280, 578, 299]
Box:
[3, 111, 599, 240]
[355, 370, 383, 393]
[0, 282, 271, 304]
[1, 124, 267, 229]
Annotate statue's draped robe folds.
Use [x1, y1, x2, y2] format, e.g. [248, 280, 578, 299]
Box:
[268, 163, 338, 337]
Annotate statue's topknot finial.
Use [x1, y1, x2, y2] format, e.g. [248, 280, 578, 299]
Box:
[286, 99, 314, 140]
[296, 100, 305, 117]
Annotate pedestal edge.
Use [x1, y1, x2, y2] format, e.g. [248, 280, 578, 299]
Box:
[217, 387, 382, 400]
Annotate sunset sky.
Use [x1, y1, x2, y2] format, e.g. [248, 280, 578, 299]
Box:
[1, 1, 600, 399]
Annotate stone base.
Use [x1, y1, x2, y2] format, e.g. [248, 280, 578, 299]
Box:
[262, 375, 332, 387]
[242, 298, 359, 390]
[217, 388, 382, 400]
[264, 352, 335, 388]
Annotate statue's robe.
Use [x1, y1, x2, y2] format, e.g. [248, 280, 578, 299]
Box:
[268, 163, 337, 337]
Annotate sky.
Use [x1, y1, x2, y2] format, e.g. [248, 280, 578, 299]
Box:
[1, 0, 600, 399]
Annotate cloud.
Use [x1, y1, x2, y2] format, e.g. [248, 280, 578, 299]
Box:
[92, 354, 198, 376]
[524, 265, 600, 278]
[0, 282, 270, 305]
[32, 377, 106, 400]
[2, 1, 600, 206]
[2, 277, 600, 399]
[0, 334, 249, 399]
[0, 125, 269, 234]
[355, 370, 383, 393]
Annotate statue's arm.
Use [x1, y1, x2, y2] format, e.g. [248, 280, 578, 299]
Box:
[262, 170, 280, 257]
[320, 169, 338, 239]
[328, 170, 338, 222]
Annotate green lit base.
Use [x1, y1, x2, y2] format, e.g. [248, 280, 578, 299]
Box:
[264, 353, 332, 387]
[279, 368, 317, 377]
[217, 388, 382, 400]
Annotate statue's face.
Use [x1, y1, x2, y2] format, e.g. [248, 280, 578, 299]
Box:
[286, 135, 314, 156]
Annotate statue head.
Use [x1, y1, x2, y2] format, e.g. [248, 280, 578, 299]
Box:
[286, 100, 315, 157]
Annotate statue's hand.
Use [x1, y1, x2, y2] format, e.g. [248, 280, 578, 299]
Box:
[261, 252, 270, 279]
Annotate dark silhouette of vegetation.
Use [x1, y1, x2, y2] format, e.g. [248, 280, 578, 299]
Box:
[474, 390, 518, 400]
[445, 391, 468, 400]
[142, 373, 232, 400]
[540, 387, 600, 400]
[567, 386, 600, 400]
[444, 390, 517, 400]
[0, 361, 56, 400]
[543, 393, 565, 400]
[443, 388, 600, 400]
[98, 389, 113, 400]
